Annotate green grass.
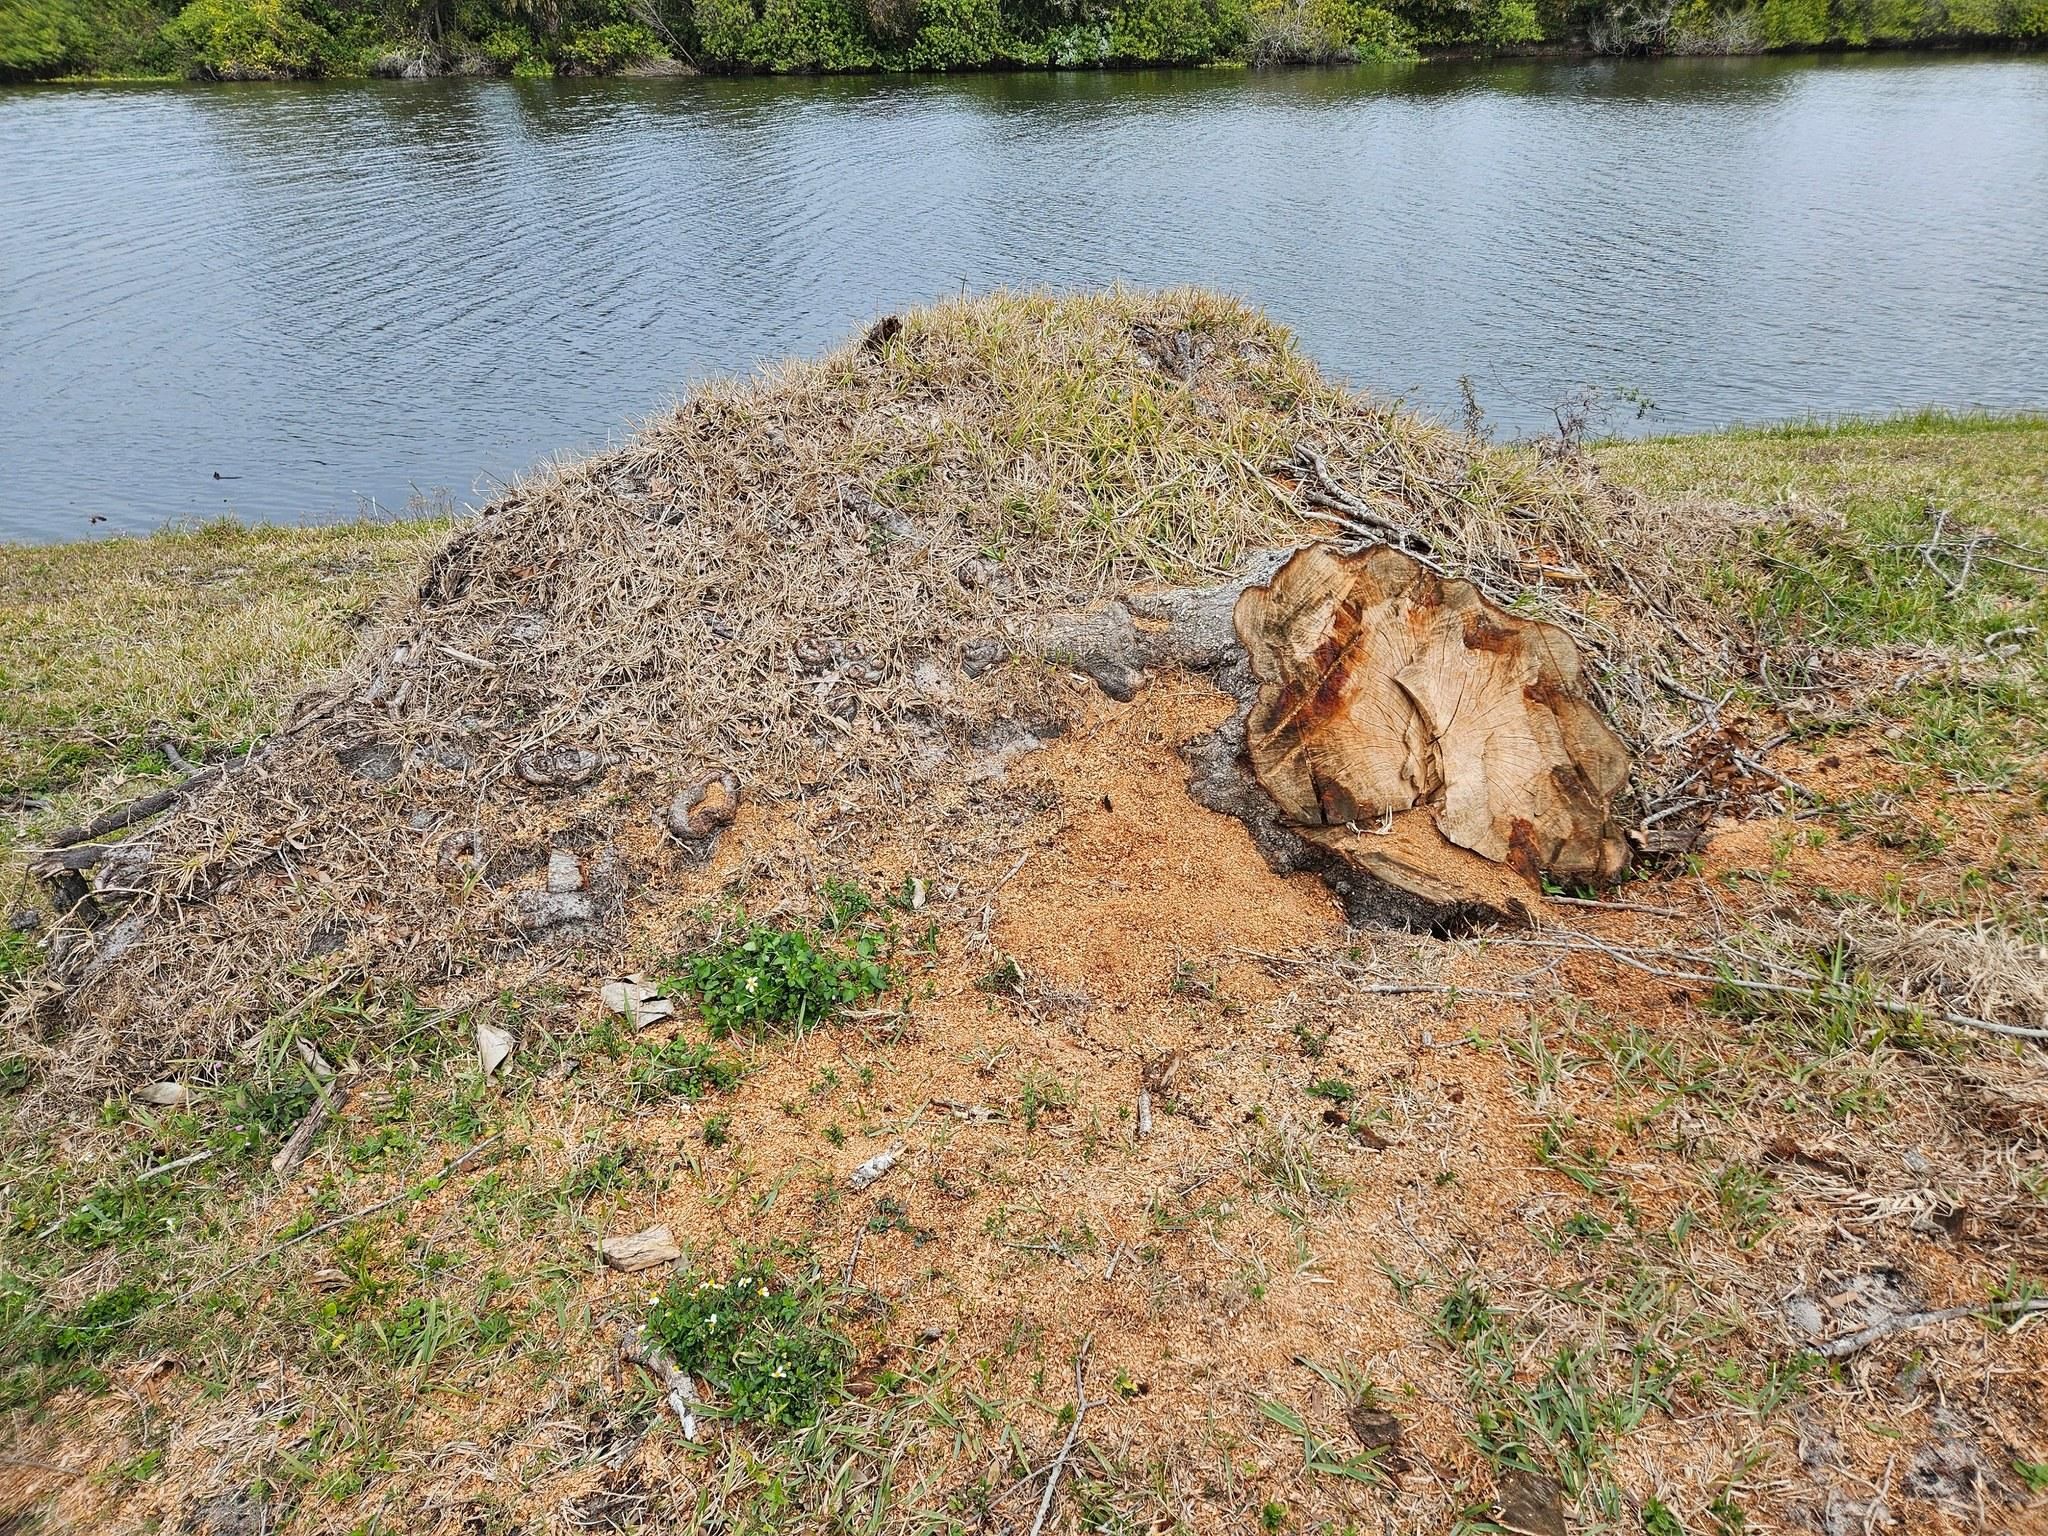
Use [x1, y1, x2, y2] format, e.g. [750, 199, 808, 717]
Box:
[646, 1253, 851, 1427]
[0, 515, 442, 867]
[1597, 410, 2048, 786]
[666, 914, 892, 1038]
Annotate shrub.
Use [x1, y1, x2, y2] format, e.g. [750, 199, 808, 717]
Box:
[744, 0, 878, 67]
[161, 0, 326, 77]
[0, 0, 86, 75]
[666, 917, 888, 1037]
[558, 17, 664, 67]
[1250, 0, 1415, 56]
[1107, 0, 1249, 59]
[476, 22, 537, 66]
[690, 0, 756, 58]
[1757, 0, 1828, 43]
[646, 1254, 849, 1425]
[909, 0, 1006, 63]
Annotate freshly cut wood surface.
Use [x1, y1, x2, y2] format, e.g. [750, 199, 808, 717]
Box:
[1237, 544, 1630, 885]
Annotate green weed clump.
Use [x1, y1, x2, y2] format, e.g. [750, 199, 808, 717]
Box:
[645, 1255, 850, 1426]
[667, 917, 889, 1038]
[627, 1037, 745, 1103]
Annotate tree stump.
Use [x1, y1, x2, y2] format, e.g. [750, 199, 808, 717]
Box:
[1236, 544, 1631, 885]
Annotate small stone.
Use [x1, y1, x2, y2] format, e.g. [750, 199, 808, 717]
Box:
[602, 1225, 682, 1272]
[546, 850, 584, 894]
[507, 888, 597, 935]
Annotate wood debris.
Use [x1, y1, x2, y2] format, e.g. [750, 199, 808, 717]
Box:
[601, 1225, 682, 1273]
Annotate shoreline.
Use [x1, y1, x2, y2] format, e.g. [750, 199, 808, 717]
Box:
[16, 38, 2046, 85]
[7, 22, 2041, 87]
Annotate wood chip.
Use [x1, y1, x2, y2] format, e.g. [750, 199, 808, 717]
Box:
[135, 1081, 190, 1107]
[849, 1141, 905, 1191]
[601, 1225, 682, 1273]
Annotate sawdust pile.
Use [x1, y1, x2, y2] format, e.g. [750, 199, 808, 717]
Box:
[12, 289, 1751, 1103]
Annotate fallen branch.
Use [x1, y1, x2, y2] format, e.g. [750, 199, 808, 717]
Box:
[45, 761, 231, 850]
[270, 1072, 354, 1180]
[1028, 1334, 1095, 1536]
[1483, 932, 2048, 1043]
[622, 1324, 701, 1439]
[1817, 1297, 2048, 1358]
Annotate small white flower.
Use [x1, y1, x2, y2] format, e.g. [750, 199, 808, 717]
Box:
[707, 1313, 718, 1326]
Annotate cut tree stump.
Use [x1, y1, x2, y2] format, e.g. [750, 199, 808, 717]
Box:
[1034, 540, 1634, 931]
[1236, 544, 1631, 884]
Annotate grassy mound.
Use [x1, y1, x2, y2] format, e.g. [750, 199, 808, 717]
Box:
[10, 288, 1732, 1104]
[2, 294, 2046, 1536]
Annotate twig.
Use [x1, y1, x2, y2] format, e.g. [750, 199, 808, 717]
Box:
[270, 1072, 354, 1180]
[1545, 894, 1685, 917]
[33, 1148, 218, 1240]
[1732, 751, 1827, 806]
[843, 1229, 865, 1287]
[1482, 933, 2048, 1043]
[183, 1133, 503, 1302]
[44, 762, 230, 849]
[1817, 1297, 2048, 1358]
[1028, 1335, 1094, 1536]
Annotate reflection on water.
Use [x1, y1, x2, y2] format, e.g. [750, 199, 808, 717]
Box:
[2, 54, 2045, 540]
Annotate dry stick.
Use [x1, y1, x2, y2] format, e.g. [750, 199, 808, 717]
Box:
[1485, 933, 2048, 1043]
[33, 1148, 219, 1240]
[1818, 1297, 2048, 1359]
[1028, 1334, 1094, 1536]
[1546, 894, 1686, 917]
[44, 762, 230, 850]
[270, 1072, 355, 1180]
[183, 1132, 503, 1303]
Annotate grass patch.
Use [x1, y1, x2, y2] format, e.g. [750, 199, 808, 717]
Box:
[645, 1253, 851, 1427]
[0, 516, 442, 847]
[667, 915, 891, 1038]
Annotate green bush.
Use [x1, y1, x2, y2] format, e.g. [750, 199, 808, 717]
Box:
[908, 0, 1005, 64]
[1107, 0, 1249, 60]
[2009, 0, 2048, 33]
[0, 0, 86, 75]
[558, 17, 664, 66]
[476, 21, 537, 66]
[161, 0, 326, 76]
[646, 1255, 849, 1426]
[665, 916, 889, 1037]
[1756, 0, 1828, 42]
[741, 0, 878, 67]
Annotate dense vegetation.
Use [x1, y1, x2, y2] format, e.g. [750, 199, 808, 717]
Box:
[1, 0, 2041, 82]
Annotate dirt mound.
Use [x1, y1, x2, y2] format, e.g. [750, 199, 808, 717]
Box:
[12, 289, 1733, 1103]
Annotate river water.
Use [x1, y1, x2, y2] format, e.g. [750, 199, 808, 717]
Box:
[2, 54, 2045, 541]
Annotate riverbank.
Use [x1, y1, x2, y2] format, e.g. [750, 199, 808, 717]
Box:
[2, 293, 2045, 1534]
[4, 0, 2042, 83]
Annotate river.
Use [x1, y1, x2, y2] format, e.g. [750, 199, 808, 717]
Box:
[2, 54, 2045, 541]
